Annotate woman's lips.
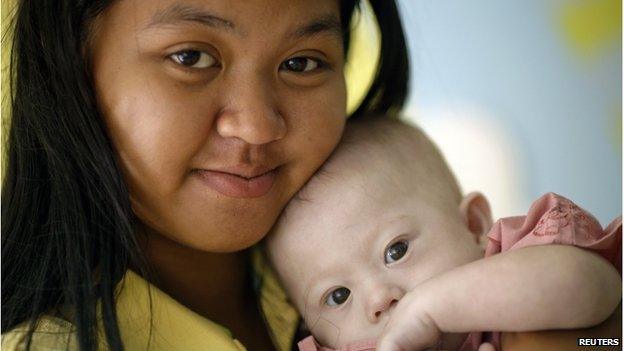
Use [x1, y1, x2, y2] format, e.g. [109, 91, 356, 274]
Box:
[194, 168, 277, 198]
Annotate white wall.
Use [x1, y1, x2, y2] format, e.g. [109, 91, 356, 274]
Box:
[398, 0, 621, 223]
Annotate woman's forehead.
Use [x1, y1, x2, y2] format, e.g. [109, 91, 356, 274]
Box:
[105, 0, 343, 38]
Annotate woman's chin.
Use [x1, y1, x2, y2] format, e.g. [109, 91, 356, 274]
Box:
[176, 218, 275, 253]
[134, 191, 286, 253]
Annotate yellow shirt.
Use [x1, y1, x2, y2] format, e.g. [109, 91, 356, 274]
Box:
[1, 249, 299, 351]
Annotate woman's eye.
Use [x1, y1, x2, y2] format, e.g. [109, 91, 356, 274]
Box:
[169, 50, 216, 69]
[385, 241, 409, 264]
[280, 57, 324, 73]
[325, 287, 350, 307]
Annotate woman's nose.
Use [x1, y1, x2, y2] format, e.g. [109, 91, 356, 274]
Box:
[215, 75, 287, 146]
[365, 285, 405, 323]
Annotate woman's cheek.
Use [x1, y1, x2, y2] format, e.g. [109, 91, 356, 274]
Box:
[101, 85, 219, 234]
[287, 78, 347, 175]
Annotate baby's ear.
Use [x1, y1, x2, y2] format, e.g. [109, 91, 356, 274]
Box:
[459, 192, 493, 242]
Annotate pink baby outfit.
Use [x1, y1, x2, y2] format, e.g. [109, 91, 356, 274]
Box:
[298, 193, 622, 351]
[458, 192, 621, 351]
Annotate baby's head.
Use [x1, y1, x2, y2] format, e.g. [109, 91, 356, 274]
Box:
[266, 118, 493, 348]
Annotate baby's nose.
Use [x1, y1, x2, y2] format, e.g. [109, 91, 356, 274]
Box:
[365, 286, 405, 323]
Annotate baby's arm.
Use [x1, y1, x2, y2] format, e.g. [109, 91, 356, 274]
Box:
[378, 245, 621, 351]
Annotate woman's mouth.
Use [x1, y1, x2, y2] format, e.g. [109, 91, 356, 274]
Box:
[194, 167, 277, 198]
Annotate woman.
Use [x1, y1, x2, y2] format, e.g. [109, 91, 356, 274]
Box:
[1, 0, 408, 350]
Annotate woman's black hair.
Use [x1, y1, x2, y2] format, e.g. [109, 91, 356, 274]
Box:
[1, 1, 409, 350]
[348, 1, 409, 118]
[2, 1, 139, 350]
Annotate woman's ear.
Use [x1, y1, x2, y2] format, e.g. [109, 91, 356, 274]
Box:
[459, 192, 493, 242]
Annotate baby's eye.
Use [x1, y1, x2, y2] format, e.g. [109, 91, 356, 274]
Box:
[325, 287, 350, 307]
[280, 57, 325, 73]
[385, 240, 409, 264]
[169, 50, 217, 69]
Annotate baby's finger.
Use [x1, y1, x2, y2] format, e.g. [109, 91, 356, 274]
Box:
[377, 334, 437, 351]
[477, 342, 495, 351]
[377, 338, 402, 351]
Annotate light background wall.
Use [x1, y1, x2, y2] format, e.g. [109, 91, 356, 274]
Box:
[397, 0, 621, 223]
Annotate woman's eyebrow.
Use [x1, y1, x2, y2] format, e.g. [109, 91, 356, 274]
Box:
[290, 14, 342, 41]
[144, 4, 236, 32]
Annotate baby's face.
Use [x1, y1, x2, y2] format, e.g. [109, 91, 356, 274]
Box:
[267, 172, 483, 348]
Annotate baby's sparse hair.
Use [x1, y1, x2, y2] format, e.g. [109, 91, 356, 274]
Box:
[294, 117, 462, 213]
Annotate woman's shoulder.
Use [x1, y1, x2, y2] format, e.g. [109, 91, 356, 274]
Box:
[1, 315, 79, 351]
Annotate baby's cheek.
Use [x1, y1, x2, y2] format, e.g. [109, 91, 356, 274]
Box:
[304, 307, 354, 347]
[436, 237, 483, 272]
[307, 311, 381, 349]
[337, 326, 380, 348]
[308, 316, 342, 347]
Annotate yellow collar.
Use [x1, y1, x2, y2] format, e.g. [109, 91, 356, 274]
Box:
[111, 247, 298, 351]
[113, 270, 247, 351]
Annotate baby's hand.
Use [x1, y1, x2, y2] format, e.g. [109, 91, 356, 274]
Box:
[377, 291, 442, 351]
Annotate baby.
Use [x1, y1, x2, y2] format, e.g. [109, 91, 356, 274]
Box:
[266, 118, 621, 351]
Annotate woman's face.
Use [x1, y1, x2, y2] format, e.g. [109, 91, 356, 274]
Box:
[91, 0, 346, 252]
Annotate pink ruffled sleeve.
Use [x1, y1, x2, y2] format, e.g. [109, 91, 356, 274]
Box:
[461, 193, 621, 351]
[484, 192, 622, 272]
